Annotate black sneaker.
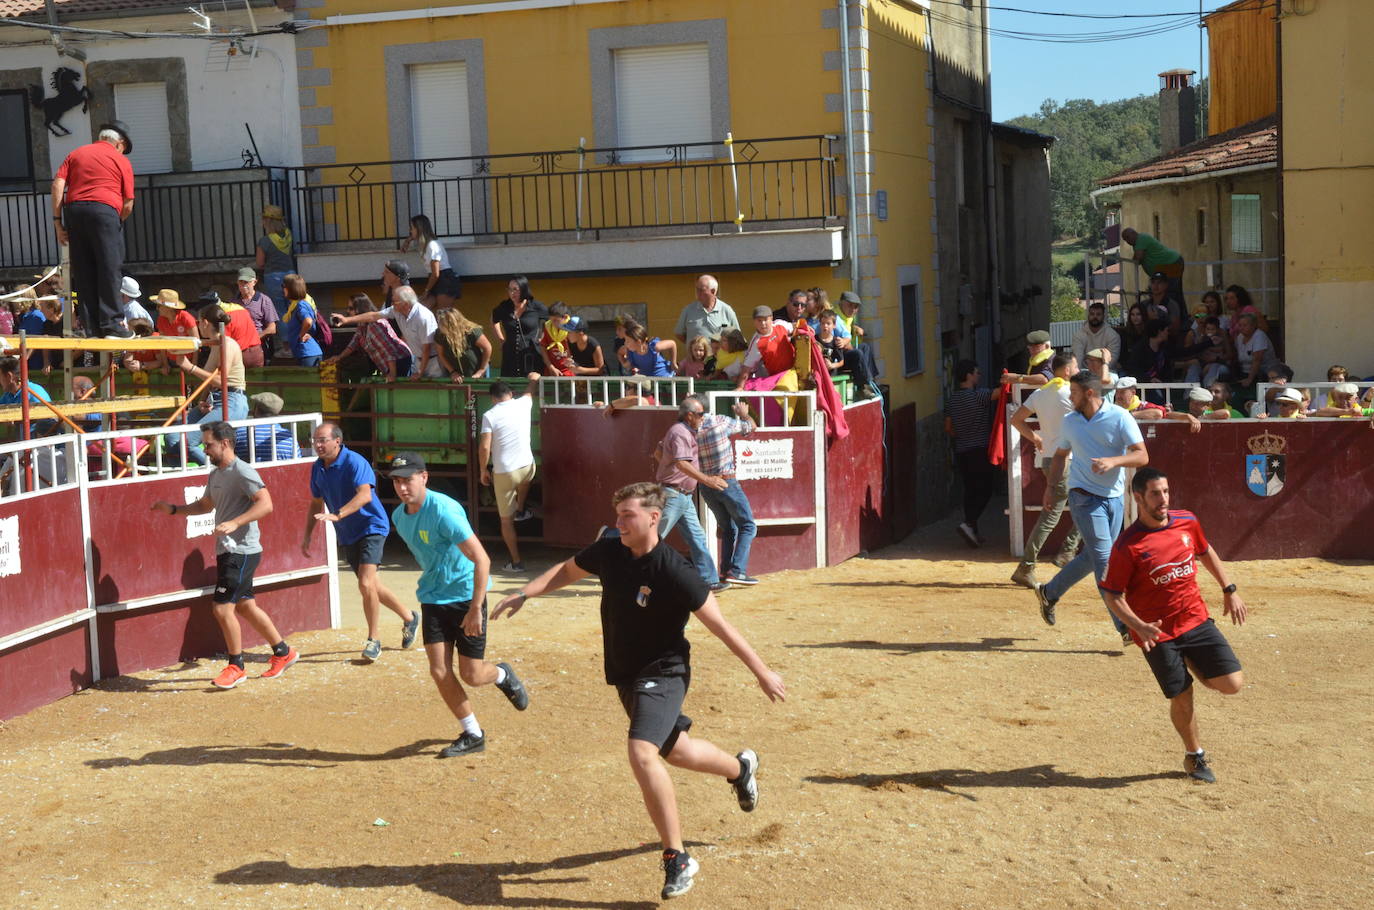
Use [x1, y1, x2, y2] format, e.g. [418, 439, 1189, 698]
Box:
[708, 581, 732, 594]
[724, 573, 760, 586]
[730, 749, 759, 811]
[440, 732, 486, 757]
[1034, 583, 1057, 626]
[660, 850, 699, 899]
[495, 661, 529, 710]
[1184, 750, 1216, 783]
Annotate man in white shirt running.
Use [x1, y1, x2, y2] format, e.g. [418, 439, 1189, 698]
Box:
[1009, 351, 1082, 588]
[479, 373, 541, 573]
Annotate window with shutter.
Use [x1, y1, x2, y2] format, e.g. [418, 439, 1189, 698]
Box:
[114, 82, 173, 174]
[613, 44, 711, 162]
[409, 62, 472, 237]
[1230, 193, 1262, 253]
[0, 90, 34, 184]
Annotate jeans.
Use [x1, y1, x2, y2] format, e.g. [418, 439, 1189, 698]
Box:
[700, 478, 756, 579]
[169, 388, 249, 465]
[1021, 463, 1080, 566]
[263, 270, 290, 320]
[1043, 489, 1128, 636]
[1184, 361, 1229, 387]
[658, 487, 719, 585]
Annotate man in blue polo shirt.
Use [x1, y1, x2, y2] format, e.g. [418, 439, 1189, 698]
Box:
[303, 422, 418, 663]
[387, 450, 529, 758]
[1033, 371, 1149, 645]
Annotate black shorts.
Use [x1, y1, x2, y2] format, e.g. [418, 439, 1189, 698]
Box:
[213, 551, 261, 604]
[615, 659, 693, 757]
[1144, 618, 1242, 699]
[432, 268, 462, 298]
[421, 598, 487, 658]
[345, 534, 386, 573]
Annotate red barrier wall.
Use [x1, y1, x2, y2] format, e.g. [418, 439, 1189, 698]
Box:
[825, 400, 887, 565]
[1012, 420, 1374, 562]
[0, 487, 88, 640]
[540, 407, 678, 547]
[97, 575, 330, 678]
[735, 428, 819, 577]
[0, 624, 92, 721]
[87, 462, 325, 606]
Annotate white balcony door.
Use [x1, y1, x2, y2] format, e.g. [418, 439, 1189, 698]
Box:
[613, 44, 711, 162]
[114, 82, 173, 175]
[410, 62, 472, 237]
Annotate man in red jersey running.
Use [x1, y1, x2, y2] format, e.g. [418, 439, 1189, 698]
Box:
[1099, 466, 1247, 783]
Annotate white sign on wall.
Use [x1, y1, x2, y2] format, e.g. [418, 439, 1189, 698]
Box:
[0, 514, 20, 578]
[735, 438, 794, 480]
[183, 486, 214, 539]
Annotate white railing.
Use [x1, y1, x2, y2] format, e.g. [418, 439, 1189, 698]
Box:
[0, 435, 79, 500]
[703, 389, 818, 431]
[81, 413, 321, 483]
[536, 375, 697, 408]
[1253, 381, 1374, 417]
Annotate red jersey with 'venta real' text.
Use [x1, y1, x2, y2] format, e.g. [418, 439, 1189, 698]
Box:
[1100, 510, 1211, 644]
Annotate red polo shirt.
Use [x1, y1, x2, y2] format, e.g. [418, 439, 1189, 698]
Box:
[55, 141, 134, 213]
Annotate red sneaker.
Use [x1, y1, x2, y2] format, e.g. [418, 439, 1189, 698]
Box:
[213, 664, 247, 689]
[261, 647, 299, 680]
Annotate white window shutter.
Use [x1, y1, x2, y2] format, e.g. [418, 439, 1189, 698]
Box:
[113, 82, 173, 174]
[614, 44, 711, 157]
[410, 62, 471, 161]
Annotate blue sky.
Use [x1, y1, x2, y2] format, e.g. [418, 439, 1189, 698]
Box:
[988, 2, 1219, 121]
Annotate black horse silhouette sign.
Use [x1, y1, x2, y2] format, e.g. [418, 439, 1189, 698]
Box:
[29, 67, 91, 137]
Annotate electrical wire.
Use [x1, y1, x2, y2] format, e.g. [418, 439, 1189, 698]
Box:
[0, 19, 318, 40]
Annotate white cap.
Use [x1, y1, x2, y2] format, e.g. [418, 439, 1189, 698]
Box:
[1332, 382, 1359, 396]
[1114, 376, 1137, 390]
[1275, 387, 1303, 404]
[1188, 387, 1213, 403]
[120, 276, 140, 299]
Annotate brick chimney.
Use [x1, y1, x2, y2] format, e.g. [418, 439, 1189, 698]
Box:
[1158, 69, 1197, 154]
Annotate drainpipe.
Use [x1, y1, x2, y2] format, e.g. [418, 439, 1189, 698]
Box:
[979, 0, 1002, 366]
[838, 0, 860, 288]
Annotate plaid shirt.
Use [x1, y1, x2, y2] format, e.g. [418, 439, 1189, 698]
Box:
[696, 414, 752, 475]
[342, 319, 411, 371]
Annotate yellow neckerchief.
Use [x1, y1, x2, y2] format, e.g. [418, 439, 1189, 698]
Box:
[221, 302, 245, 313]
[283, 294, 314, 324]
[1122, 393, 1143, 411]
[543, 318, 569, 352]
[267, 229, 293, 255]
[1028, 347, 1053, 370]
[1042, 376, 1067, 392]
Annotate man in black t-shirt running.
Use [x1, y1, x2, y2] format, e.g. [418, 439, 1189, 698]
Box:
[493, 481, 785, 901]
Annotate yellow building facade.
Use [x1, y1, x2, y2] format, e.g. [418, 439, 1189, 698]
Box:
[1279, 0, 1374, 376]
[289, 0, 942, 415]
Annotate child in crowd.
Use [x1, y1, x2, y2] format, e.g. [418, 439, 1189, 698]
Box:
[814, 310, 846, 375]
[537, 301, 577, 376]
[678, 335, 712, 379]
[711, 329, 749, 382]
[622, 321, 676, 377]
[612, 316, 630, 375]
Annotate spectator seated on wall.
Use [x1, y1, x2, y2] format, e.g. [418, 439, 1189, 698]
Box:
[1113, 377, 1200, 432]
[1257, 386, 1305, 419]
[1206, 382, 1247, 419]
[815, 310, 876, 400]
[235, 392, 302, 462]
[1177, 316, 1234, 388]
[709, 329, 749, 382]
[1071, 301, 1121, 368]
[1185, 386, 1232, 421]
[538, 301, 577, 377]
[736, 306, 802, 424]
[622, 320, 677, 377]
[1119, 319, 1171, 392]
[1259, 363, 1295, 415]
[1233, 313, 1281, 394]
[1312, 382, 1374, 418]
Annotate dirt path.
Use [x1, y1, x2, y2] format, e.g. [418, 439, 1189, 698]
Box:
[2, 519, 1372, 908]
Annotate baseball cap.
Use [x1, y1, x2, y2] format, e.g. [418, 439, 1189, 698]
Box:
[563, 315, 586, 334]
[1187, 387, 1213, 403]
[1275, 388, 1303, 404]
[752, 305, 772, 319]
[236, 267, 258, 282]
[198, 290, 221, 306]
[387, 451, 428, 477]
[250, 391, 284, 415]
[120, 276, 140, 299]
[384, 259, 410, 282]
[1026, 330, 1051, 345]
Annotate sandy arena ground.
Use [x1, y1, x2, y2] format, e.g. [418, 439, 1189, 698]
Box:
[2, 517, 1372, 909]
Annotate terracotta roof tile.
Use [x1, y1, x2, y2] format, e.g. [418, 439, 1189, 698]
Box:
[1098, 115, 1277, 188]
[1, 0, 180, 20]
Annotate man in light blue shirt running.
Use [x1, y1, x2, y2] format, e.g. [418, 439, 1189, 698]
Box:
[388, 451, 530, 758]
[1033, 371, 1149, 645]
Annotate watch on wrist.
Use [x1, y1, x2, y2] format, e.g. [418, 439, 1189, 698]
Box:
[1222, 583, 1237, 595]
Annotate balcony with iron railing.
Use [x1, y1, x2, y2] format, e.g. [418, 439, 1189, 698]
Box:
[1, 135, 846, 281]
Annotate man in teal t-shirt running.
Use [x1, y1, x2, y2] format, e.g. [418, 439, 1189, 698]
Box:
[388, 451, 530, 757]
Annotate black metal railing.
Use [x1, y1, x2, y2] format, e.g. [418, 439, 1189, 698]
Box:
[280, 134, 842, 249]
[0, 167, 287, 271]
[1, 136, 841, 270]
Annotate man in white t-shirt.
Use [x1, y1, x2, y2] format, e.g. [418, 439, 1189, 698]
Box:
[479, 373, 540, 573]
[331, 284, 443, 379]
[1008, 350, 1081, 588]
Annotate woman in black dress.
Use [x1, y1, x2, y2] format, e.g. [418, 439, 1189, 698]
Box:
[490, 275, 548, 377]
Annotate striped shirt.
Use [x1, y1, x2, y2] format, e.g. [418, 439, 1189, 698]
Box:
[696, 414, 752, 475]
[944, 387, 993, 453]
[235, 423, 301, 463]
[340, 320, 412, 372]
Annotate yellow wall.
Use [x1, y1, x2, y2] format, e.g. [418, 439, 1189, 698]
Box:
[1281, 0, 1374, 376]
[1204, 0, 1276, 134]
